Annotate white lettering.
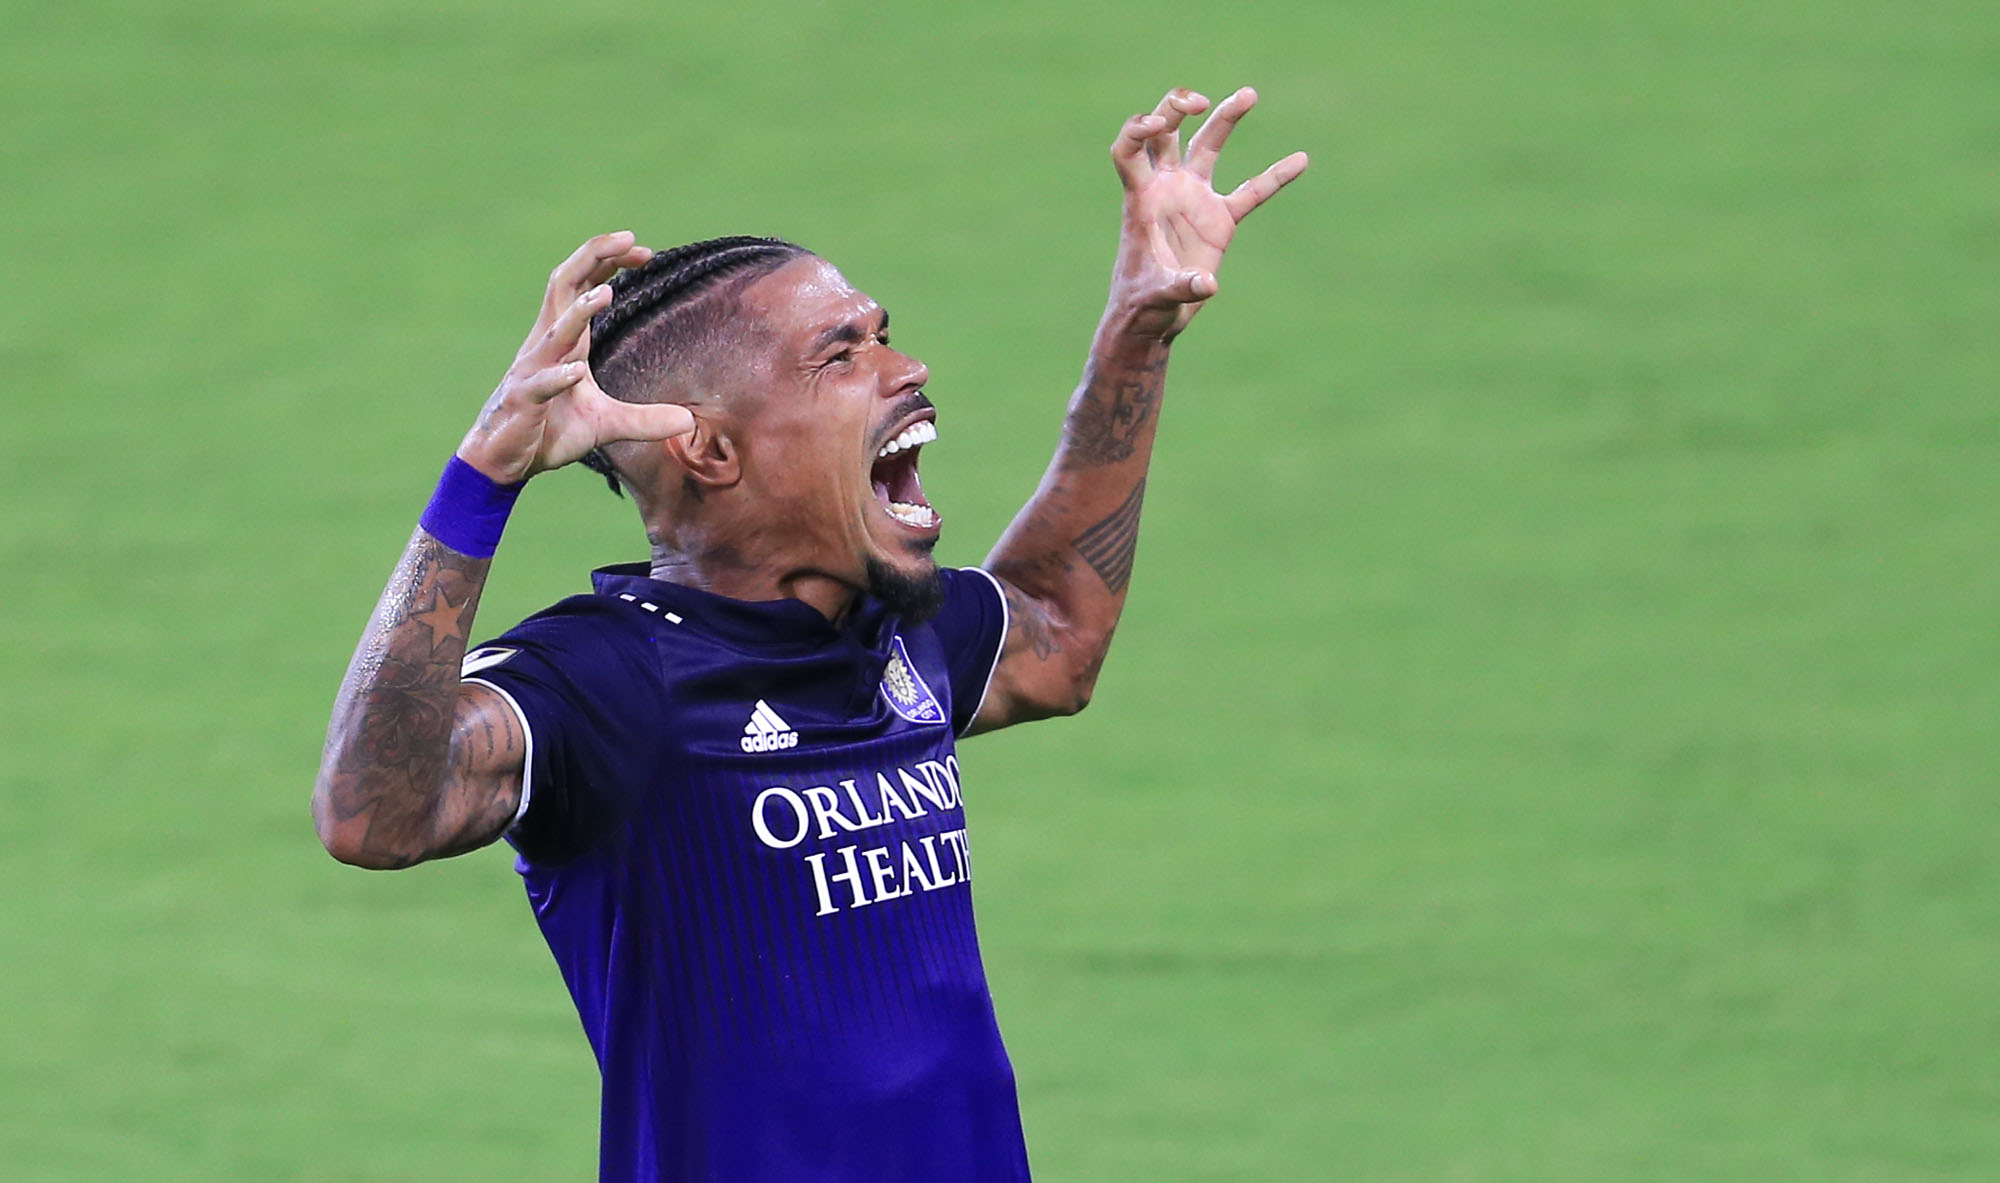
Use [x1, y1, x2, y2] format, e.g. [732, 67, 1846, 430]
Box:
[879, 771, 926, 822]
[745, 760, 978, 918]
[939, 828, 971, 880]
[904, 766, 950, 812]
[839, 778, 887, 829]
[804, 845, 871, 916]
[900, 842, 936, 892]
[751, 786, 810, 849]
[915, 759, 961, 810]
[862, 845, 905, 903]
[918, 833, 956, 889]
[803, 784, 864, 839]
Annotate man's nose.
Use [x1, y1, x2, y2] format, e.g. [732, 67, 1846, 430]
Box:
[889, 350, 928, 391]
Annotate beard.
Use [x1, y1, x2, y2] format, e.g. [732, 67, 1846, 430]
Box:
[865, 549, 944, 623]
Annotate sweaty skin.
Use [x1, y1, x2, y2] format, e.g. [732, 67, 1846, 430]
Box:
[638, 256, 940, 617]
[313, 87, 1306, 868]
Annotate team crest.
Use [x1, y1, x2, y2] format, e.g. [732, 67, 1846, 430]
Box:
[880, 635, 946, 726]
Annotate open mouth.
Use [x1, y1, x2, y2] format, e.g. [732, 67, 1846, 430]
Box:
[870, 418, 939, 531]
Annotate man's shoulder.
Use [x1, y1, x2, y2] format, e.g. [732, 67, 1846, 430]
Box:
[468, 584, 672, 694]
[492, 588, 662, 647]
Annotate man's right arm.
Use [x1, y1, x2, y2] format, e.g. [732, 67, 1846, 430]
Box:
[313, 530, 524, 868]
[312, 230, 694, 868]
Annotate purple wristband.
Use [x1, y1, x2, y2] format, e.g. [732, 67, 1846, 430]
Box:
[420, 455, 524, 559]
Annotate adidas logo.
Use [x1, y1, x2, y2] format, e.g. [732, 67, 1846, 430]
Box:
[740, 699, 800, 753]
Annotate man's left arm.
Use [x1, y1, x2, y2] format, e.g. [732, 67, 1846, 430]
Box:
[969, 86, 1308, 733]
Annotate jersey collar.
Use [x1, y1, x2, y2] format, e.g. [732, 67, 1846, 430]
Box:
[590, 563, 895, 651]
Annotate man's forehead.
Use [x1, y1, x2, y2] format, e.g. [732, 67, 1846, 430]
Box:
[748, 256, 881, 342]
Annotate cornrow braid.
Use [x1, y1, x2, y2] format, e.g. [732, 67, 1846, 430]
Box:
[580, 234, 810, 495]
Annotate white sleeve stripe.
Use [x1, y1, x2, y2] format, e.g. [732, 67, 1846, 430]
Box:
[463, 676, 535, 828]
[959, 566, 1010, 736]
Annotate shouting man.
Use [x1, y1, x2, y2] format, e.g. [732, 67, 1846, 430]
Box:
[314, 87, 1305, 1181]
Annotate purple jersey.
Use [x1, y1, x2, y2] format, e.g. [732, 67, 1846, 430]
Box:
[462, 563, 1029, 1182]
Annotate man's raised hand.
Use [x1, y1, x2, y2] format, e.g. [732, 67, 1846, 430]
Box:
[1107, 87, 1309, 341]
[457, 231, 696, 485]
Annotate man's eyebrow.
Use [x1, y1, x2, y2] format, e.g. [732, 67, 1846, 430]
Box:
[810, 308, 890, 354]
[812, 322, 864, 353]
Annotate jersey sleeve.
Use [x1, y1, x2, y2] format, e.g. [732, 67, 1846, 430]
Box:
[460, 596, 669, 864]
[929, 566, 1009, 734]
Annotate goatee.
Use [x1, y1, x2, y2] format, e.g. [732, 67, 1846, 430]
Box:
[865, 554, 944, 623]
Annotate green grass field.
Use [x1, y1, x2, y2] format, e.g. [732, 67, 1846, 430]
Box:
[5, 0, 1997, 1177]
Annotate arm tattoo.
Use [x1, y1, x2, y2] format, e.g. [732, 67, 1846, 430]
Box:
[1065, 354, 1166, 468]
[320, 530, 509, 867]
[1001, 581, 1062, 662]
[1072, 479, 1146, 594]
[975, 339, 1168, 728]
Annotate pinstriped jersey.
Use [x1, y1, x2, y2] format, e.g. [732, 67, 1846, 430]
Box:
[462, 563, 1029, 1182]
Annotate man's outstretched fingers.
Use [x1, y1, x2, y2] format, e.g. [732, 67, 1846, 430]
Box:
[512, 361, 589, 405]
[557, 231, 644, 287]
[1185, 86, 1257, 181]
[526, 284, 612, 367]
[1224, 150, 1311, 222]
[536, 232, 649, 333]
[1142, 88, 1209, 168]
[1111, 113, 1169, 189]
[578, 239, 651, 292]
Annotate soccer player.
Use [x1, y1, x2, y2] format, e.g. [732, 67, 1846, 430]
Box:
[313, 87, 1305, 1181]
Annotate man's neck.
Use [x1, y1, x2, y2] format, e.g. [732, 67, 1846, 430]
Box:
[648, 542, 859, 624]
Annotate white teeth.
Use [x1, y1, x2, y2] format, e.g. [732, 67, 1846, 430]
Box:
[876, 420, 939, 459]
[884, 501, 937, 527]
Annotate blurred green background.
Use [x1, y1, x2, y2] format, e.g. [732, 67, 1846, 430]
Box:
[4, 0, 1996, 1178]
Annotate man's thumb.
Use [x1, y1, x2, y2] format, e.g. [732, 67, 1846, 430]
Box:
[1163, 270, 1219, 303]
[608, 400, 698, 444]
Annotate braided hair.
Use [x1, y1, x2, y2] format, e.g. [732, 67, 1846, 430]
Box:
[581, 235, 810, 495]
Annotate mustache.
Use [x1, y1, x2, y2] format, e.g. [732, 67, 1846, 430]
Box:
[871, 392, 935, 448]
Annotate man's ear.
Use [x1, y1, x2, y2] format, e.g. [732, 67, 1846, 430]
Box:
[665, 413, 741, 490]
